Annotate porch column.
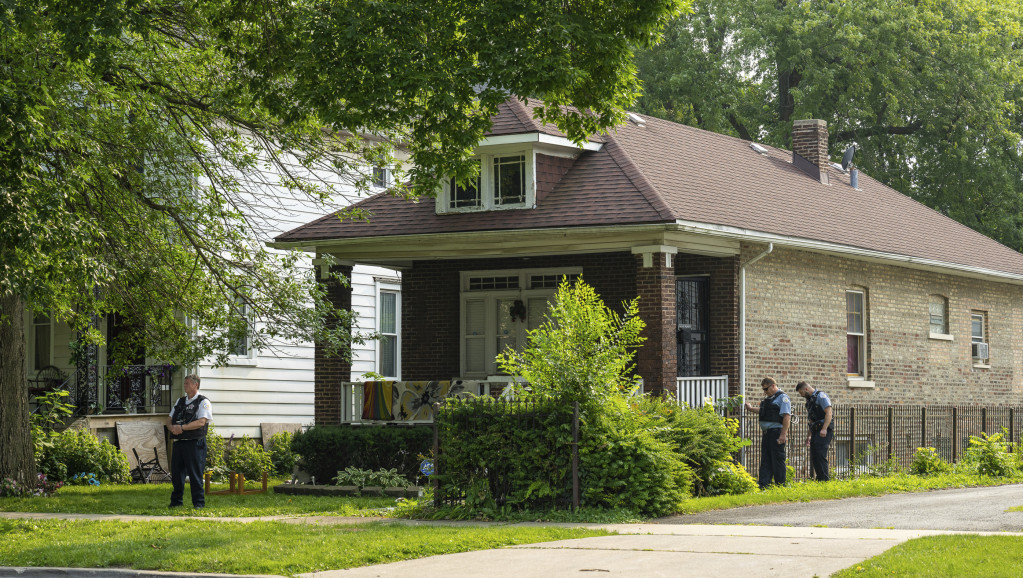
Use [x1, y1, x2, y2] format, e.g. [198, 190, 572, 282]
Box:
[632, 246, 677, 396]
[314, 262, 353, 426]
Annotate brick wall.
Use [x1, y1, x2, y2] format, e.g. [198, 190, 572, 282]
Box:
[792, 119, 829, 168]
[401, 252, 637, 380]
[744, 245, 1023, 405]
[314, 263, 353, 425]
[676, 254, 741, 394]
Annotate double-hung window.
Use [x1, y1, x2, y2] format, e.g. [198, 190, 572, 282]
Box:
[372, 166, 390, 189]
[846, 290, 866, 377]
[440, 151, 534, 212]
[971, 311, 988, 364]
[460, 269, 580, 378]
[228, 297, 251, 358]
[378, 287, 400, 378]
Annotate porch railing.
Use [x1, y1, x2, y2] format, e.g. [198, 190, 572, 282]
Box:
[30, 364, 176, 415]
[674, 375, 729, 408]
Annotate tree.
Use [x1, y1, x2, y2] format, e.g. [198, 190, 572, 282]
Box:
[0, 0, 687, 483]
[635, 0, 1023, 250]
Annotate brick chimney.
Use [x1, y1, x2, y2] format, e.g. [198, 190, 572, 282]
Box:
[792, 119, 829, 184]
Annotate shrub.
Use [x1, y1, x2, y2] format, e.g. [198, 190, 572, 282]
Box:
[225, 436, 273, 480]
[36, 428, 131, 483]
[291, 425, 432, 483]
[333, 467, 411, 488]
[911, 447, 951, 476]
[705, 460, 758, 496]
[205, 423, 227, 475]
[266, 431, 297, 476]
[633, 395, 750, 496]
[963, 431, 1017, 477]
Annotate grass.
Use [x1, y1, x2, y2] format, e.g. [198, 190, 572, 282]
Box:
[0, 518, 610, 576]
[0, 481, 394, 517]
[832, 535, 1023, 577]
[676, 472, 1023, 515]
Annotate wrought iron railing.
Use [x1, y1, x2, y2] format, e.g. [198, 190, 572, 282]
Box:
[30, 364, 177, 415]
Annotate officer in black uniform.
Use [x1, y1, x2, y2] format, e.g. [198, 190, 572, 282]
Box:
[796, 381, 834, 481]
[744, 376, 791, 489]
[167, 374, 212, 508]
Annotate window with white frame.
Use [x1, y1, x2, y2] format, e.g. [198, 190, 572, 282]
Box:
[846, 290, 866, 377]
[439, 151, 534, 212]
[929, 294, 949, 335]
[228, 297, 251, 358]
[460, 268, 580, 377]
[378, 286, 400, 378]
[971, 311, 988, 363]
[32, 313, 52, 371]
[372, 166, 390, 189]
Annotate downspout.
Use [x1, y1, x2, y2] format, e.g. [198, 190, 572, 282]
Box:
[739, 243, 773, 403]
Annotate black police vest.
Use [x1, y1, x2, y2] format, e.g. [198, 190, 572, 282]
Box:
[170, 394, 209, 440]
[806, 391, 832, 429]
[759, 392, 785, 424]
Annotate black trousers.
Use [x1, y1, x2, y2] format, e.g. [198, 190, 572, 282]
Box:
[170, 438, 207, 507]
[810, 427, 834, 481]
[758, 428, 786, 489]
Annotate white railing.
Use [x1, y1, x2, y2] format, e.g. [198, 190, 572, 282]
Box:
[674, 376, 730, 408]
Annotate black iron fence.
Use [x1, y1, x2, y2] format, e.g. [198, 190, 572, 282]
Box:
[433, 398, 580, 510]
[735, 404, 1023, 480]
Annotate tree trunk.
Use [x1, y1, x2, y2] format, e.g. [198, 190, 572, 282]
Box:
[0, 293, 35, 483]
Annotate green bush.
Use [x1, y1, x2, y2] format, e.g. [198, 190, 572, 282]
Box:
[579, 415, 694, 516]
[225, 436, 273, 480]
[705, 460, 758, 496]
[291, 425, 432, 483]
[633, 395, 750, 496]
[911, 447, 951, 476]
[963, 431, 1017, 477]
[267, 431, 298, 476]
[205, 423, 227, 476]
[36, 428, 131, 483]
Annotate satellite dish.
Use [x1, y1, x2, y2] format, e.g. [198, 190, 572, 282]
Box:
[841, 145, 857, 171]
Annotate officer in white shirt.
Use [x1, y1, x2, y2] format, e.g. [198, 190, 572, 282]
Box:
[166, 374, 213, 508]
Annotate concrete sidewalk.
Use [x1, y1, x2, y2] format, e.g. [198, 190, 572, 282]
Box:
[296, 524, 993, 578]
[1, 515, 1001, 578]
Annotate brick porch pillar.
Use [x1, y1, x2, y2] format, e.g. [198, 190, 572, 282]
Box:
[314, 262, 353, 426]
[633, 246, 677, 396]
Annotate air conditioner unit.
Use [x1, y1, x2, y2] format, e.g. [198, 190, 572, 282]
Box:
[972, 342, 989, 359]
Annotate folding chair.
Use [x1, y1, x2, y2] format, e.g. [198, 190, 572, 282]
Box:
[132, 447, 170, 484]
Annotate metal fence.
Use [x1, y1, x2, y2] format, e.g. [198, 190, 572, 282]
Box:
[735, 404, 1023, 480]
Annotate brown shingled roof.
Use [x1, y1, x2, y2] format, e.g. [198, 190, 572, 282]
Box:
[277, 103, 1023, 278]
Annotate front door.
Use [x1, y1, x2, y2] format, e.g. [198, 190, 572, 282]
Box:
[676, 277, 709, 377]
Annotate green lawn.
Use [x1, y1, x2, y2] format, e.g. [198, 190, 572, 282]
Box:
[0, 518, 609, 575]
[832, 535, 1023, 577]
[0, 482, 394, 517]
[676, 472, 1023, 515]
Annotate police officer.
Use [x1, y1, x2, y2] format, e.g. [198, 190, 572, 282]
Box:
[167, 374, 212, 508]
[796, 381, 834, 481]
[744, 376, 791, 489]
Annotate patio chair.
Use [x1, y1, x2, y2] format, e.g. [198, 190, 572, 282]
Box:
[131, 447, 170, 484]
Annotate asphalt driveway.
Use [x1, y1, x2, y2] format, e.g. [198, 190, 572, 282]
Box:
[656, 483, 1023, 532]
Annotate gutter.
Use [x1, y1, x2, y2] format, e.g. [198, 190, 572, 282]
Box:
[739, 243, 773, 404]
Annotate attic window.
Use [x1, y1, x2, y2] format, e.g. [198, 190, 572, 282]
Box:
[439, 150, 535, 213]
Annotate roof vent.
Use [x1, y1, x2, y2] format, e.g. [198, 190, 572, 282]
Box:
[750, 143, 768, 155]
[627, 112, 646, 127]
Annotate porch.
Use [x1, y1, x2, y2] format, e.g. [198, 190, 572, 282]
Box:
[28, 363, 178, 417]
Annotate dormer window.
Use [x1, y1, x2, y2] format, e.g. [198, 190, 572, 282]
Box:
[439, 150, 535, 213]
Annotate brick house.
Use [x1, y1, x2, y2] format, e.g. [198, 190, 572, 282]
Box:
[274, 100, 1023, 424]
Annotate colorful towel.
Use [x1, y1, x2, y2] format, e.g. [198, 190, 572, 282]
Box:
[362, 381, 394, 420]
